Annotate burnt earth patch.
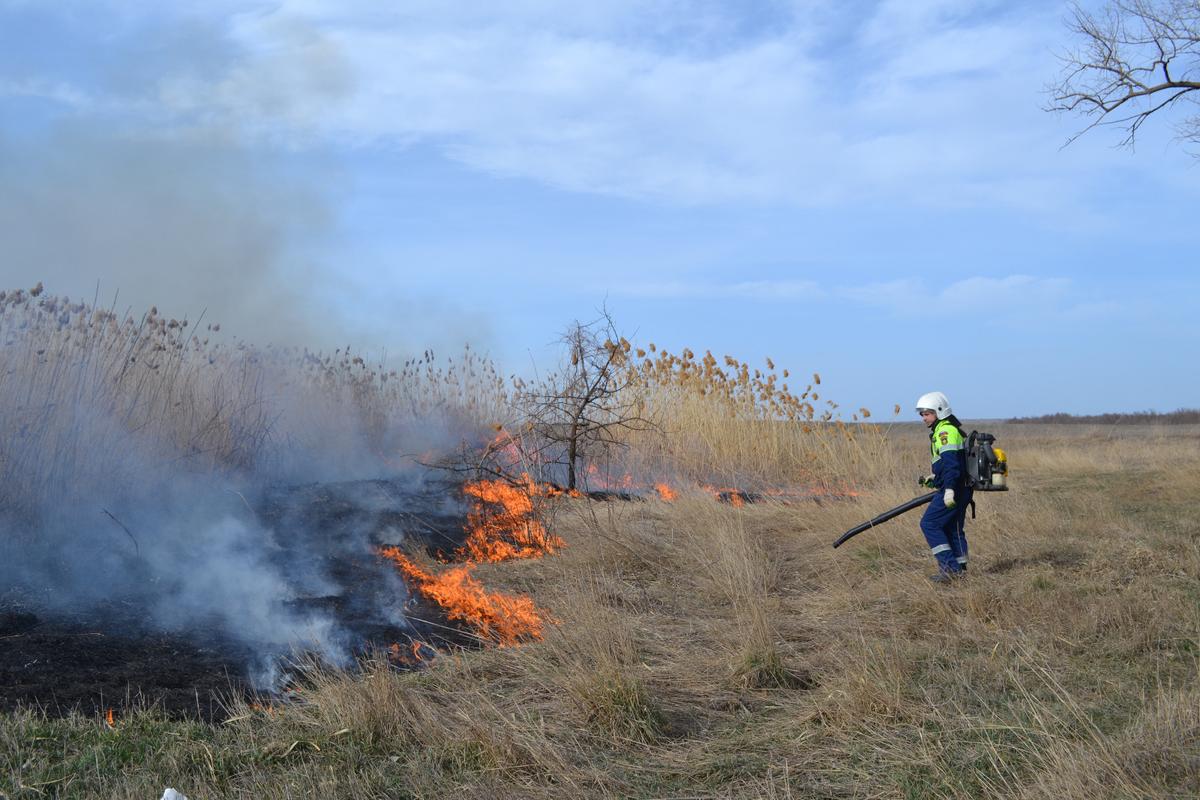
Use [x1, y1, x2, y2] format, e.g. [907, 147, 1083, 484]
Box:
[0, 599, 252, 722]
[1, 474, 488, 721]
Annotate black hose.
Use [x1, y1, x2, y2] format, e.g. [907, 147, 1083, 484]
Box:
[832, 491, 936, 549]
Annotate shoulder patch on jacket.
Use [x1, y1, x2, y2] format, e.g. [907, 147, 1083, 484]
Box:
[938, 431, 949, 445]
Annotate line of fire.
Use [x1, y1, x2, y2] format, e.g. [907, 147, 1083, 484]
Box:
[1, 308, 859, 722]
[1, 422, 851, 721]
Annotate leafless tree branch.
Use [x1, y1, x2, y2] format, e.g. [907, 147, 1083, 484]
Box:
[1048, 0, 1200, 150]
[516, 310, 657, 491]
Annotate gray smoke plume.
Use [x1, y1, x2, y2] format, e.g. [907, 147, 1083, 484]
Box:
[0, 9, 352, 350]
[0, 122, 340, 349]
[0, 313, 481, 687]
[0, 12, 497, 689]
[0, 474, 349, 686]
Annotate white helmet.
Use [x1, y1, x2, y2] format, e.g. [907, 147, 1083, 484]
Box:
[915, 391, 952, 420]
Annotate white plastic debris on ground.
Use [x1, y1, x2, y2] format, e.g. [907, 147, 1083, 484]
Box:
[161, 790, 189, 800]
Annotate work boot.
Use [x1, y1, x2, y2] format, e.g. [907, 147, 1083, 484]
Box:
[928, 570, 964, 585]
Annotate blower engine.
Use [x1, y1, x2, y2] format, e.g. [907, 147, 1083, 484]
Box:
[965, 431, 1008, 491]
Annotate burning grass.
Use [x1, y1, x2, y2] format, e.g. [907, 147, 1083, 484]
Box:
[4, 424, 1199, 798]
[372, 475, 564, 647]
[376, 545, 548, 645]
[3, 285, 1198, 798]
[456, 477, 564, 563]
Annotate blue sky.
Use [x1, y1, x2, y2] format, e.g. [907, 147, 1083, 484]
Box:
[1, 0, 1196, 417]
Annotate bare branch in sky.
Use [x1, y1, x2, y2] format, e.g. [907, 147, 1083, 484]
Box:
[1049, 1, 1200, 149]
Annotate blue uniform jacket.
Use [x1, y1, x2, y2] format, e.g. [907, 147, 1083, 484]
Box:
[930, 419, 966, 490]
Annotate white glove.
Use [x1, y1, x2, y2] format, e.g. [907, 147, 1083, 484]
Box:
[943, 489, 956, 509]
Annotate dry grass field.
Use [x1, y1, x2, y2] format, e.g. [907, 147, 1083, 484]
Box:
[2, 290, 1197, 799]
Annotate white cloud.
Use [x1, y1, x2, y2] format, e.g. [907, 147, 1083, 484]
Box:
[838, 274, 1089, 318]
[606, 274, 1124, 328]
[0, 77, 93, 107]
[940, 275, 1069, 306]
[9, 1, 1190, 209]
[613, 278, 825, 300]
[840, 278, 925, 312]
[1057, 300, 1124, 321]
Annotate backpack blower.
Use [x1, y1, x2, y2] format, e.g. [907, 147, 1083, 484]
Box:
[832, 432, 1007, 549]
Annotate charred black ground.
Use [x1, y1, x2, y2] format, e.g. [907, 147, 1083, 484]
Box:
[0, 475, 483, 722]
[0, 600, 253, 721]
[0, 473, 775, 722]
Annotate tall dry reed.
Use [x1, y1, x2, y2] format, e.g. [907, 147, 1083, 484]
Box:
[0, 286, 513, 521]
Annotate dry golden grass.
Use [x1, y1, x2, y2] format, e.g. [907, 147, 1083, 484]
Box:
[331, 425, 1199, 797]
[2, 290, 1197, 798]
[186, 420, 1187, 800]
[0, 289, 513, 519]
[5, 422, 1198, 798]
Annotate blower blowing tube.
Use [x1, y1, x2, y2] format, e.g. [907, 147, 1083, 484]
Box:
[832, 491, 937, 549]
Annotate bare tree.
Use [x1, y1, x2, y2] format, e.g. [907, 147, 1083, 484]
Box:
[1049, 1, 1200, 149]
[519, 313, 654, 492]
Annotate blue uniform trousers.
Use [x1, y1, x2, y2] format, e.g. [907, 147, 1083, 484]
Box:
[920, 487, 971, 573]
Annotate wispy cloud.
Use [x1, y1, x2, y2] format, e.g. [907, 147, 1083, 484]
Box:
[613, 278, 825, 300]
[839, 274, 1093, 318]
[0, 77, 93, 107]
[839, 278, 925, 313]
[9, 1, 1149, 211]
[941, 275, 1070, 306]
[610, 274, 1102, 322]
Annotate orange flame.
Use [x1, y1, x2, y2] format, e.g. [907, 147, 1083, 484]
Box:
[377, 546, 546, 645]
[487, 429, 522, 463]
[458, 476, 564, 563]
[701, 485, 748, 507]
[104, 708, 114, 727]
[388, 640, 431, 665]
[541, 483, 582, 498]
[583, 463, 636, 491]
[655, 483, 677, 502]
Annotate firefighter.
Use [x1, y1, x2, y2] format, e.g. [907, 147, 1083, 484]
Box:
[916, 391, 972, 582]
